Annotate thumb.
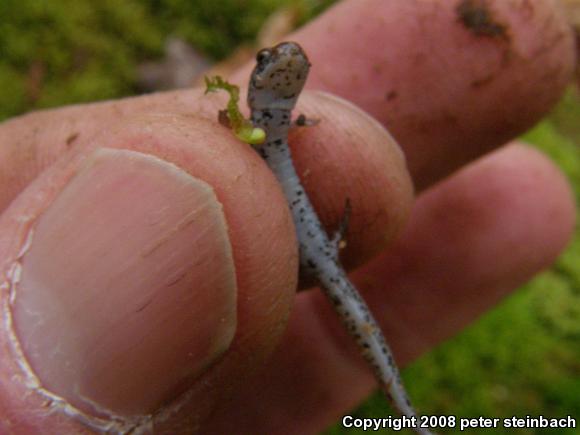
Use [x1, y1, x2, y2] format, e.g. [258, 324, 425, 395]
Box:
[0, 91, 413, 432]
[0, 113, 297, 433]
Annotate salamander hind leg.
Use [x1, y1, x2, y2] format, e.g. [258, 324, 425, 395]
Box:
[331, 198, 352, 256]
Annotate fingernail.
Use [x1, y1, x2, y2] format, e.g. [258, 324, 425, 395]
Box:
[12, 148, 237, 417]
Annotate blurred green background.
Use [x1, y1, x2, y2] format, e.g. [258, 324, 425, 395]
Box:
[0, 1, 578, 434]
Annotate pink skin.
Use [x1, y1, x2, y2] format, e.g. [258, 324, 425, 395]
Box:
[0, 0, 576, 433]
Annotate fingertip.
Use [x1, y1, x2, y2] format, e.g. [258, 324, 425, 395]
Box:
[465, 142, 576, 260]
[354, 141, 576, 361]
[289, 91, 415, 270]
[0, 112, 299, 432]
[86, 112, 300, 360]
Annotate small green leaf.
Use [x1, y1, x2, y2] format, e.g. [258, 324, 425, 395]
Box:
[204, 75, 265, 145]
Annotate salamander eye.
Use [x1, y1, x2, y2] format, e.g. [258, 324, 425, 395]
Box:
[256, 49, 272, 63]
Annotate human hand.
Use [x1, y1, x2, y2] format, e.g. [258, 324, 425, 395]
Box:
[0, 0, 576, 434]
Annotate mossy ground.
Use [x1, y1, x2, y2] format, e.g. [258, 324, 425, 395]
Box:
[1, 2, 578, 434]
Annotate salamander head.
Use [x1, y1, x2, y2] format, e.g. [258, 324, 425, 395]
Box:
[248, 41, 311, 111]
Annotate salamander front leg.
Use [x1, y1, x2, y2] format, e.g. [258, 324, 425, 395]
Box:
[293, 113, 320, 128]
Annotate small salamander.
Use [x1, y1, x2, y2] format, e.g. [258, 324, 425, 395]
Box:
[207, 41, 432, 435]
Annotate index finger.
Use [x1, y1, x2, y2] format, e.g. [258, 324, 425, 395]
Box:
[233, 0, 575, 188]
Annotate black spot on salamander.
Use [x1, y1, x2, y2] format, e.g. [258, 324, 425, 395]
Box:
[362, 342, 370, 349]
[306, 259, 316, 268]
[273, 138, 283, 146]
[283, 93, 296, 100]
[296, 190, 303, 195]
[291, 199, 300, 206]
[263, 110, 273, 119]
[296, 73, 302, 80]
[306, 231, 315, 238]
[299, 207, 305, 214]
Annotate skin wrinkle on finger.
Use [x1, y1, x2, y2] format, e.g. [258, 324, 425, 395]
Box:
[204, 143, 576, 435]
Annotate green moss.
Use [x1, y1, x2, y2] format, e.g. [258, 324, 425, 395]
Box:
[0, 0, 164, 119]
[141, 0, 340, 59]
[0, 0, 337, 121]
[0, 64, 27, 119]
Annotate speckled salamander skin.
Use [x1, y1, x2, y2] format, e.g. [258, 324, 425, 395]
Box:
[247, 42, 432, 435]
